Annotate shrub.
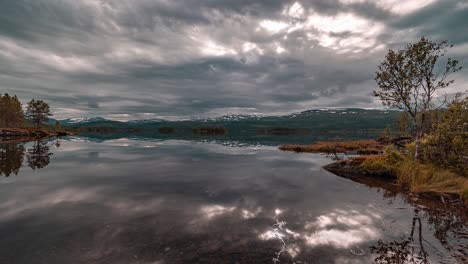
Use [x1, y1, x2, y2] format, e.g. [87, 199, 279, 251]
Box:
[360, 148, 404, 177]
[357, 148, 382, 155]
[382, 126, 392, 139]
[420, 96, 468, 177]
[405, 141, 416, 157]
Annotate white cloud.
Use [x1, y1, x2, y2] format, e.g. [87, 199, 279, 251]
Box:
[200, 40, 238, 57]
[259, 20, 290, 33]
[305, 11, 384, 52]
[0, 0, 466, 118]
[283, 2, 305, 19]
[339, 0, 437, 15]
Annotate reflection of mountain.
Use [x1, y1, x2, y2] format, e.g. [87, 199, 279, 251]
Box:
[0, 143, 25, 176]
[61, 109, 401, 146]
[0, 140, 54, 176]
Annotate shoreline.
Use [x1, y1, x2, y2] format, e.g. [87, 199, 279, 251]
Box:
[323, 159, 465, 204]
[280, 139, 468, 205]
[0, 128, 76, 143]
[323, 158, 468, 235]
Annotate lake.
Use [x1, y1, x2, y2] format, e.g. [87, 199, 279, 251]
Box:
[0, 138, 466, 264]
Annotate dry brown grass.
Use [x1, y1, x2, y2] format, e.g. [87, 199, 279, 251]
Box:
[279, 139, 384, 154]
[357, 151, 468, 200]
[284, 138, 468, 201]
[397, 160, 468, 196]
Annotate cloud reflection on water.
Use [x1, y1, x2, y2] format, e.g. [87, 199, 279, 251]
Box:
[0, 139, 465, 263]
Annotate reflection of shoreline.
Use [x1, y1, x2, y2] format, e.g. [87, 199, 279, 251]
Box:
[0, 140, 55, 176]
[0, 128, 74, 143]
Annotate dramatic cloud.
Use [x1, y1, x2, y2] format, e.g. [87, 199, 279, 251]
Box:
[0, 0, 467, 120]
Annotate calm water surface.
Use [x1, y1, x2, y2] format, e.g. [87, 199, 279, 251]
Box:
[0, 138, 466, 264]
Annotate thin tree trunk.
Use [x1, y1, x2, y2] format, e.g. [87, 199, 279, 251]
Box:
[413, 118, 420, 160]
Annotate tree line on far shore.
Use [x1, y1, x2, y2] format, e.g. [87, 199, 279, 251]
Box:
[0, 94, 52, 129]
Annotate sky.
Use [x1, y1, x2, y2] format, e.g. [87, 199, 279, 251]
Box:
[0, 0, 467, 121]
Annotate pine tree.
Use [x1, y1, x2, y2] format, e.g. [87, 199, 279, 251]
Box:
[0, 94, 25, 128]
[26, 99, 52, 128]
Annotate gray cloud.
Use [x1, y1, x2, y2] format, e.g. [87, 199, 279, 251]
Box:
[0, 0, 467, 120]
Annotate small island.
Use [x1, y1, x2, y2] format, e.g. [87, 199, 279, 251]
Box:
[192, 126, 227, 135]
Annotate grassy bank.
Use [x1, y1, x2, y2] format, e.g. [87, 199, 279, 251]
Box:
[280, 139, 468, 202]
[279, 139, 385, 154]
[359, 151, 468, 200]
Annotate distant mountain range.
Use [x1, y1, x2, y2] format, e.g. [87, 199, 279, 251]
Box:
[50, 108, 401, 146]
[56, 108, 398, 128]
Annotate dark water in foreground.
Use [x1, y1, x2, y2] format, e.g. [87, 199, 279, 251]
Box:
[0, 138, 466, 264]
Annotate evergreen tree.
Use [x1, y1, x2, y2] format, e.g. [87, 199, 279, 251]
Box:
[26, 99, 52, 128]
[0, 94, 25, 128]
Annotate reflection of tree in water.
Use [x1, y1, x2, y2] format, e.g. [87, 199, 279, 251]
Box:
[54, 139, 61, 148]
[0, 143, 25, 176]
[26, 141, 53, 170]
[371, 209, 429, 264]
[421, 200, 468, 263]
[0, 140, 58, 176]
[0, 140, 55, 177]
[340, 172, 467, 263]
